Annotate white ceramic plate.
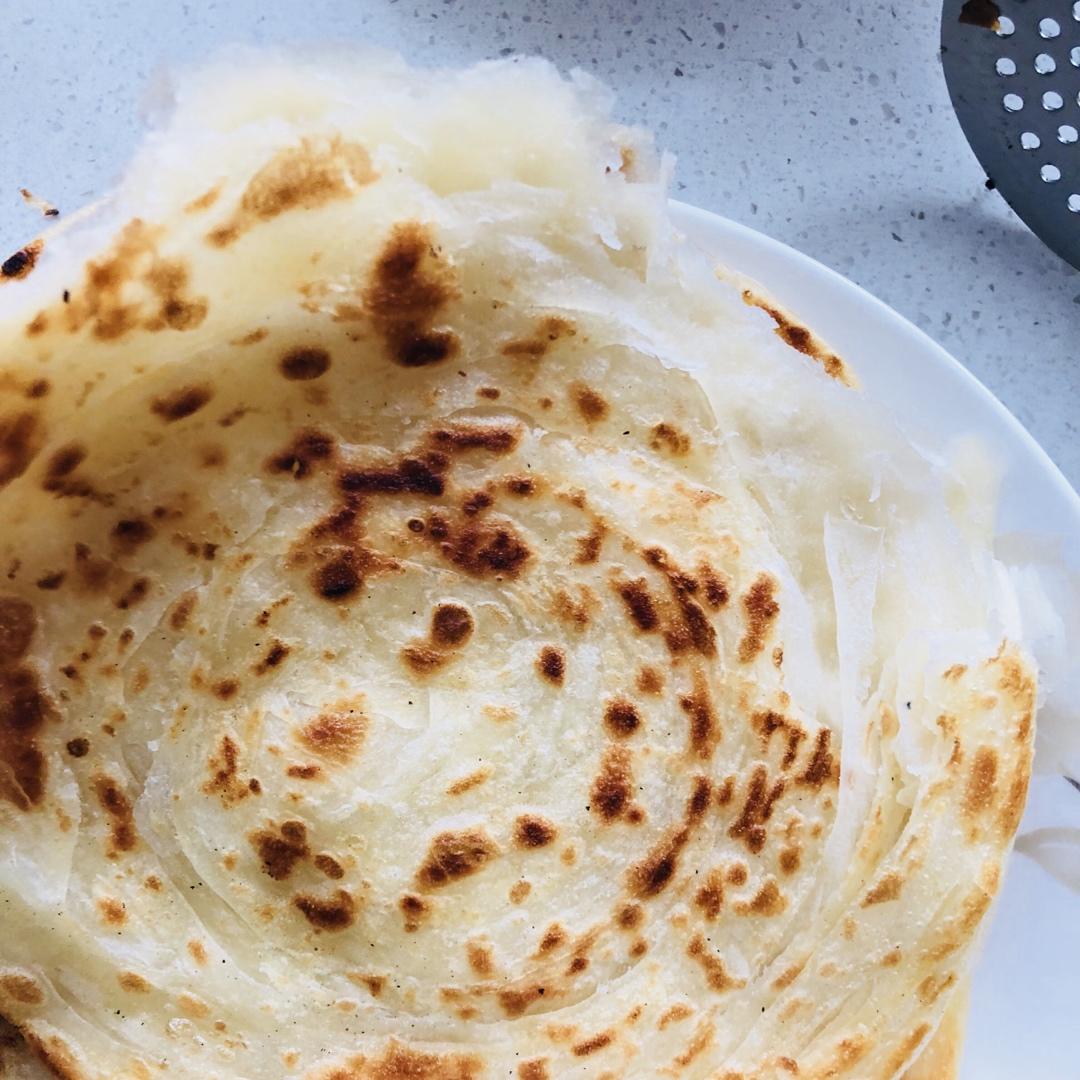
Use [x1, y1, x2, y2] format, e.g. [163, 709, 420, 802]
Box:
[671, 202, 1080, 1079]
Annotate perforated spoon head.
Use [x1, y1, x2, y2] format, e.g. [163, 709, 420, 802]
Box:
[942, 0, 1080, 269]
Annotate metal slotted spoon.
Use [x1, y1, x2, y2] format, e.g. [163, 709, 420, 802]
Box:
[942, 0, 1080, 269]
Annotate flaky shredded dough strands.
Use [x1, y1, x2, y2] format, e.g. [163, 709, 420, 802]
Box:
[0, 53, 1036, 1080]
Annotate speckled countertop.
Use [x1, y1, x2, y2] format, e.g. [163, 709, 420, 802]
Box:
[2, 0, 1078, 485]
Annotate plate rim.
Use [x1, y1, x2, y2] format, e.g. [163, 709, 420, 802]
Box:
[669, 199, 1080, 535]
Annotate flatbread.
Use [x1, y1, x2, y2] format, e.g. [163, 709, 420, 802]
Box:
[0, 53, 1034, 1079]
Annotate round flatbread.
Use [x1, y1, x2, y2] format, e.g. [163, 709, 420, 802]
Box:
[0, 53, 1034, 1079]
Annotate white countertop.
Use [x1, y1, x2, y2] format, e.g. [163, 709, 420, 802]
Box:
[2, 0, 1078, 488]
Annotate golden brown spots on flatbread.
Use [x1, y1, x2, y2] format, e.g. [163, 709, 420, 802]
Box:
[574, 522, 606, 565]
[509, 881, 531, 905]
[446, 768, 491, 797]
[504, 475, 537, 497]
[339, 455, 446, 496]
[687, 935, 745, 992]
[142, 257, 209, 332]
[427, 513, 531, 580]
[202, 735, 259, 806]
[313, 854, 345, 881]
[400, 643, 448, 675]
[501, 316, 575, 360]
[316, 1041, 483, 1079]
[211, 677, 239, 701]
[207, 137, 377, 246]
[110, 517, 155, 554]
[998, 767, 1030, 840]
[862, 872, 903, 907]
[628, 826, 689, 899]
[430, 421, 522, 456]
[728, 765, 786, 855]
[279, 346, 332, 381]
[916, 971, 957, 1006]
[117, 971, 151, 994]
[635, 666, 664, 696]
[297, 703, 367, 764]
[431, 603, 474, 648]
[97, 897, 126, 926]
[603, 698, 641, 739]
[1, 238, 43, 282]
[497, 985, 549, 1019]
[882, 1024, 932, 1077]
[649, 422, 691, 456]
[151, 384, 213, 423]
[518, 1059, 550, 1080]
[184, 183, 223, 214]
[536, 923, 567, 955]
[693, 869, 726, 920]
[0, 973, 43, 1005]
[461, 489, 493, 517]
[679, 669, 719, 760]
[797, 728, 838, 789]
[362, 222, 460, 368]
[616, 577, 660, 633]
[250, 820, 310, 881]
[536, 644, 565, 686]
[742, 288, 852, 384]
[466, 941, 495, 977]
[416, 828, 498, 889]
[66, 737, 90, 758]
[735, 879, 787, 917]
[571, 383, 609, 424]
[514, 814, 558, 850]
[572, 1031, 614, 1057]
[0, 411, 41, 489]
[92, 774, 137, 856]
[552, 585, 598, 631]
[591, 745, 636, 823]
[265, 429, 332, 481]
[615, 902, 644, 931]
[293, 889, 357, 931]
[252, 640, 291, 676]
[350, 973, 386, 998]
[751, 709, 806, 770]
[963, 746, 998, 817]
[737, 573, 779, 663]
[658, 1004, 694, 1030]
[42, 443, 87, 492]
[232, 327, 268, 346]
[697, 563, 729, 610]
[0, 597, 35, 663]
[399, 892, 431, 933]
